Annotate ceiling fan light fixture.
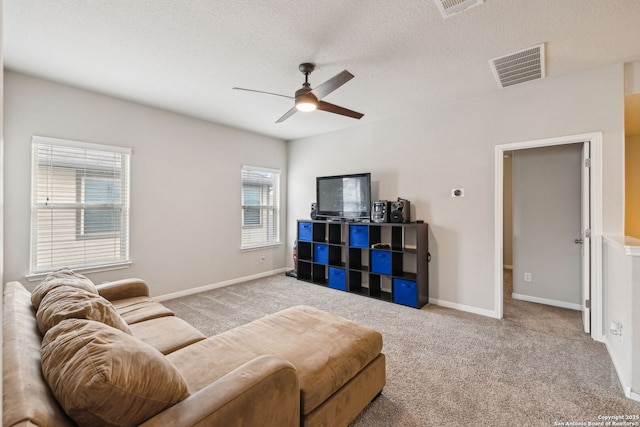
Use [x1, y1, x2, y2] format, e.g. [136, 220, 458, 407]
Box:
[295, 94, 317, 112]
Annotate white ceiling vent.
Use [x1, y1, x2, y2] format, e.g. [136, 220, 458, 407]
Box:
[489, 43, 546, 89]
[434, 0, 483, 19]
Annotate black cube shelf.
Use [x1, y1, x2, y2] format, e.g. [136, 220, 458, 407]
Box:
[296, 220, 429, 308]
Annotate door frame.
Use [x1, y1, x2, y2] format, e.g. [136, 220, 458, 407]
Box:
[494, 132, 603, 341]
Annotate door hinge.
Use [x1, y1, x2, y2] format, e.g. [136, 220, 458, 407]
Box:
[585, 229, 591, 238]
[584, 158, 591, 168]
[585, 299, 591, 309]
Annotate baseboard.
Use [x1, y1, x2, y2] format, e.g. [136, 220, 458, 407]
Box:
[429, 298, 500, 319]
[511, 293, 581, 311]
[154, 268, 288, 302]
[603, 337, 640, 402]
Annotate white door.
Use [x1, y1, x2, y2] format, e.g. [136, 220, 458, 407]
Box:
[580, 142, 591, 333]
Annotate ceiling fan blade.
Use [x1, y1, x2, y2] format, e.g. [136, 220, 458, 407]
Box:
[317, 101, 364, 120]
[310, 70, 354, 100]
[232, 87, 294, 100]
[276, 106, 298, 123]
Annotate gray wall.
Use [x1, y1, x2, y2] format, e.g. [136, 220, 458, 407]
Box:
[511, 144, 583, 308]
[3, 71, 288, 296]
[288, 63, 624, 316]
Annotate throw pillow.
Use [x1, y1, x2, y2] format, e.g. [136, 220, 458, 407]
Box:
[36, 285, 131, 336]
[41, 319, 190, 427]
[31, 268, 98, 309]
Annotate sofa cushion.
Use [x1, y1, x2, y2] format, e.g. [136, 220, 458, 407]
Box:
[128, 316, 206, 354]
[3, 282, 75, 427]
[31, 268, 98, 310]
[112, 295, 175, 324]
[36, 285, 131, 336]
[41, 318, 190, 427]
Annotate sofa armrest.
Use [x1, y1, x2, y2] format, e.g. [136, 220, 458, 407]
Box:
[96, 278, 149, 301]
[139, 355, 300, 427]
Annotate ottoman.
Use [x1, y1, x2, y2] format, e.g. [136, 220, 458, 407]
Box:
[167, 305, 386, 427]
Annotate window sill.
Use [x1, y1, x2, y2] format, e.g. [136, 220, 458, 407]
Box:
[26, 261, 132, 282]
[241, 243, 283, 252]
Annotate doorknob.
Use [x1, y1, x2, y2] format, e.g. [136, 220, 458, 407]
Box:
[574, 239, 583, 244]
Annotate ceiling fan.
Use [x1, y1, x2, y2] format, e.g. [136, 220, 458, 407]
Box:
[233, 63, 364, 123]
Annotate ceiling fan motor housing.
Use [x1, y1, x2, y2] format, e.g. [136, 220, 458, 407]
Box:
[299, 63, 315, 74]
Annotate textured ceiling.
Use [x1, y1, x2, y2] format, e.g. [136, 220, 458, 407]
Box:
[4, 0, 640, 141]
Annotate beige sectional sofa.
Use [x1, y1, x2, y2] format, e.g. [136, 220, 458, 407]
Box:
[3, 270, 385, 427]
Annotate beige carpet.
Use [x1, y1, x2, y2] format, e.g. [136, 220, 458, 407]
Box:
[163, 272, 640, 427]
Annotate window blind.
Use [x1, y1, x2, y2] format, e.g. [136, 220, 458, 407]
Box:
[31, 136, 131, 274]
[241, 166, 280, 249]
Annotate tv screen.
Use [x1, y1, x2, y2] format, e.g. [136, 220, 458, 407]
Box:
[316, 173, 371, 220]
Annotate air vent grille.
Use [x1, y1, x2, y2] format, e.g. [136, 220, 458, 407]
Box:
[489, 44, 546, 88]
[434, 0, 483, 18]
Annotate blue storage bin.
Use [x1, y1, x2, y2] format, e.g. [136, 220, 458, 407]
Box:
[393, 279, 417, 307]
[371, 250, 392, 274]
[328, 267, 347, 291]
[298, 222, 312, 241]
[349, 225, 369, 248]
[314, 243, 328, 264]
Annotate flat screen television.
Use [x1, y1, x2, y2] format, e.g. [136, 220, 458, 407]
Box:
[316, 173, 371, 220]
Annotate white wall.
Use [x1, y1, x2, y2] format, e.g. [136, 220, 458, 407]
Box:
[512, 144, 583, 308]
[602, 236, 640, 399]
[288, 63, 625, 316]
[625, 60, 640, 95]
[3, 71, 288, 296]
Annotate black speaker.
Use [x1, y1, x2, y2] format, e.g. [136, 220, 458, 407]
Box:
[371, 201, 390, 223]
[310, 202, 318, 220]
[390, 198, 410, 223]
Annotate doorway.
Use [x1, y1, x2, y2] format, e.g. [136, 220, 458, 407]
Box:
[494, 132, 603, 341]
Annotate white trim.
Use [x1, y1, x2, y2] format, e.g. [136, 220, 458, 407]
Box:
[603, 337, 640, 402]
[495, 132, 604, 341]
[494, 145, 505, 319]
[603, 235, 640, 257]
[240, 242, 283, 252]
[25, 261, 132, 282]
[242, 164, 281, 174]
[511, 293, 582, 311]
[154, 268, 288, 301]
[32, 135, 132, 155]
[429, 298, 500, 319]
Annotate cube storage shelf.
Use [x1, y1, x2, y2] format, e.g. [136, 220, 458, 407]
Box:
[296, 220, 429, 308]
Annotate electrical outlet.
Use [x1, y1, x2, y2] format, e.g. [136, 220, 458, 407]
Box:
[524, 272, 532, 282]
[610, 321, 623, 342]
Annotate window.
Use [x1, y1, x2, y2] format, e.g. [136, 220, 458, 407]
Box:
[31, 136, 131, 274]
[81, 176, 122, 236]
[241, 166, 280, 249]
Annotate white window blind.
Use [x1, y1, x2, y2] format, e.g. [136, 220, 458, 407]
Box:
[30, 136, 131, 274]
[241, 166, 280, 249]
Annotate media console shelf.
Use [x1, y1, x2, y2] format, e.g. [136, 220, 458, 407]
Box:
[296, 220, 429, 308]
